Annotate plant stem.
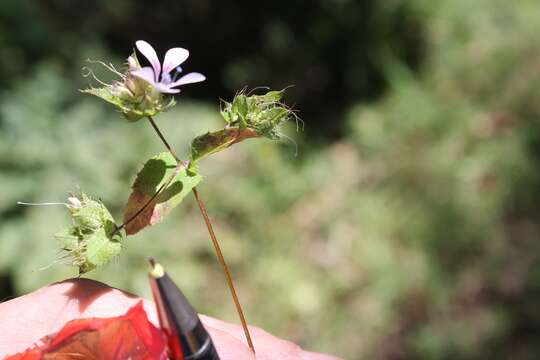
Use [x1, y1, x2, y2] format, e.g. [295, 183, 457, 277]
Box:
[147, 116, 180, 162]
[145, 116, 255, 353]
[192, 186, 255, 352]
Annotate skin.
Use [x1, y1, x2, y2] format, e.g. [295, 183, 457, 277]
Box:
[0, 279, 342, 360]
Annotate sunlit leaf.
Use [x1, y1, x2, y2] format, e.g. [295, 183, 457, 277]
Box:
[189, 127, 258, 164]
[123, 152, 202, 235]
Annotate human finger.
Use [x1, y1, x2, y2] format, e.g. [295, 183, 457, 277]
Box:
[199, 315, 342, 360]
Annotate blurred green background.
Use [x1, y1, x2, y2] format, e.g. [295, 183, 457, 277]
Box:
[2, 0, 540, 359]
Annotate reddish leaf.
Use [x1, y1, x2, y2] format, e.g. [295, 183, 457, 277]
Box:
[123, 152, 202, 235]
[5, 302, 167, 360]
[189, 127, 258, 163]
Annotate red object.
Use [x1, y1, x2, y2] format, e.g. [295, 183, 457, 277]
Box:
[149, 278, 184, 360]
[4, 302, 167, 360]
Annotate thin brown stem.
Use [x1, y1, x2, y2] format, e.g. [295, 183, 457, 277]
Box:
[192, 187, 255, 353]
[147, 116, 180, 162]
[145, 116, 255, 353]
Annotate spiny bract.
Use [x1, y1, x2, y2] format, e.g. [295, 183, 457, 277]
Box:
[55, 193, 123, 273]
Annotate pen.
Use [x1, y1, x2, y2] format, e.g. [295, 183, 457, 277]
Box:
[148, 257, 220, 360]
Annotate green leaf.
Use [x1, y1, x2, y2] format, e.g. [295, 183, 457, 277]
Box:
[123, 152, 203, 235]
[255, 90, 283, 103]
[189, 127, 259, 164]
[82, 86, 176, 122]
[54, 227, 79, 251]
[85, 227, 122, 268]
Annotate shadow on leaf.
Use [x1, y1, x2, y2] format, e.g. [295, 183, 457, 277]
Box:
[123, 152, 202, 235]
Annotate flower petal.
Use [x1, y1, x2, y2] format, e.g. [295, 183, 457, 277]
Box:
[162, 47, 190, 75]
[135, 40, 161, 81]
[131, 67, 156, 85]
[168, 72, 206, 88]
[156, 83, 181, 94]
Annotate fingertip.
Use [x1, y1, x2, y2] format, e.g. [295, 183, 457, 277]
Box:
[200, 314, 342, 360]
[205, 325, 255, 360]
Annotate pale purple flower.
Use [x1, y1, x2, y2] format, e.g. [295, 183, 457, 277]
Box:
[131, 40, 205, 94]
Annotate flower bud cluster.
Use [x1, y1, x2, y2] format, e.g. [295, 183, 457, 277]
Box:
[220, 89, 297, 140]
[56, 193, 122, 273]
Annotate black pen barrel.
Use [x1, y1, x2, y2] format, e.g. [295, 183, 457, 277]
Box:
[149, 259, 221, 360]
[184, 324, 220, 360]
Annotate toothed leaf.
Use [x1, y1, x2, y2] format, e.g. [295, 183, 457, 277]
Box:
[189, 128, 259, 164]
[85, 227, 122, 268]
[123, 152, 202, 235]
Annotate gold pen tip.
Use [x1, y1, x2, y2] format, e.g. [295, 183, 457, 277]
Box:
[148, 257, 165, 278]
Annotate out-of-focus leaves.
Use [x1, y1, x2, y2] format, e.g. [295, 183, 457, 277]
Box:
[123, 152, 202, 235]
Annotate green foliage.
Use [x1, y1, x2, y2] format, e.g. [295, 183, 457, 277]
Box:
[82, 85, 174, 122]
[123, 152, 202, 235]
[55, 193, 122, 274]
[189, 89, 294, 165]
[3, 0, 540, 359]
[220, 89, 294, 140]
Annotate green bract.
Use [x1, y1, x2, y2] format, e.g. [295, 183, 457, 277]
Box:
[189, 89, 295, 165]
[81, 54, 175, 122]
[220, 89, 294, 140]
[55, 193, 123, 274]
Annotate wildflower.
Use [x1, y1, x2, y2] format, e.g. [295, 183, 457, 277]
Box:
[131, 40, 205, 94]
[81, 40, 205, 121]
